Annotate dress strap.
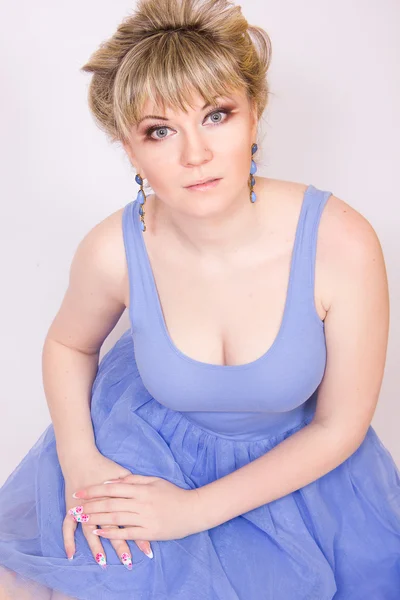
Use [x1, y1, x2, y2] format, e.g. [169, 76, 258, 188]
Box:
[289, 184, 333, 322]
[122, 200, 152, 331]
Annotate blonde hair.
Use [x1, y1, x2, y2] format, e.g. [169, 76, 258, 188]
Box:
[80, 0, 272, 145]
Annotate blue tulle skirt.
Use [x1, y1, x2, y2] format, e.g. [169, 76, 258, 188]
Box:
[0, 329, 399, 599]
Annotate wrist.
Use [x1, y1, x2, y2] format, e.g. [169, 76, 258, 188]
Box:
[57, 443, 100, 474]
[188, 486, 216, 533]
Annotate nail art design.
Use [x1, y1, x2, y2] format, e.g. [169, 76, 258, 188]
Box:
[68, 506, 90, 522]
[96, 552, 107, 569]
[120, 552, 133, 570]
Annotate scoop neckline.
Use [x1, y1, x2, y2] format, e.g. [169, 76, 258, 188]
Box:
[133, 184, 313, 370]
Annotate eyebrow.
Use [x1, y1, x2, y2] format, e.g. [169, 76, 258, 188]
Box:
[136, 100, 223, 127]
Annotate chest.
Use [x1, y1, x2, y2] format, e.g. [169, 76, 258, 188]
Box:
[127, 237, 327, 415]
[125, 236, 326, 369]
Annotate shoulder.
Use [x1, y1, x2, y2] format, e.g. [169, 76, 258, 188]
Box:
[316, 187, 386, 311]
[76, 205, 126, 264]
[264, 177, 387, 313]
[72, 205, 128, 307]
[297, 179, 384, 311]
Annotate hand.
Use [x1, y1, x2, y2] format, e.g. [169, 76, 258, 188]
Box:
[69, 473, 206, 542]
[62, 452, 153, 568]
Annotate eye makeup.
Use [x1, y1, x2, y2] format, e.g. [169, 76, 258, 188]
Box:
[142, 104, 234, 142]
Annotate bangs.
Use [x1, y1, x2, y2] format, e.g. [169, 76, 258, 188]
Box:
[113, 29, 248, 140]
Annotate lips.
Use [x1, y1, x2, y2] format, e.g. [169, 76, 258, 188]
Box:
[186, 177, 219, 187]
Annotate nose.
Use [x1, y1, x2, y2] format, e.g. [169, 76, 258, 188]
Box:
[181, 130, 213, 167]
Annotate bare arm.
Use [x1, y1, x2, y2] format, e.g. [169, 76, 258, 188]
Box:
[195, 195, 390, 529]
[42, 208, 128, 476]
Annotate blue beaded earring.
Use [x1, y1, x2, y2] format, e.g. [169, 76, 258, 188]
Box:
[250, 142, 258, 203]
[135, 173, 147, 232]
[136, 142, 258, 232]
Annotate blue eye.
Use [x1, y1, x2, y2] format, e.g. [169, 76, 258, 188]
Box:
[144, 107, 232, 142]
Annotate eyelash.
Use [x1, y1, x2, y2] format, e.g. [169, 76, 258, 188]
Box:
[144, 106, 233, 142]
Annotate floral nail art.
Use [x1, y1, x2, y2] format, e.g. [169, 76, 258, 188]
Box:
[96, 552, 107, 569]
[120, 552, 133, 570]
[68, 506, 90, 523]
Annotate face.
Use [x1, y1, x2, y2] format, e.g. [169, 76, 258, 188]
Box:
[123, 88, 258, 215]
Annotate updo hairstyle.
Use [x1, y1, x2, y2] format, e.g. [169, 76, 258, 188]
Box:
[80, 0, 272, 146]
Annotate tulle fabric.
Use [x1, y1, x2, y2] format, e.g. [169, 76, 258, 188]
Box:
[0, 329, 399, 599]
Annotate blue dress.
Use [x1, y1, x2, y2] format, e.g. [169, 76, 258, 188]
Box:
[0, 184, 399, 599]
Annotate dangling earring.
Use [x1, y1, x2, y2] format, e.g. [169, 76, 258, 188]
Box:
[249, 143, 258, 203]
[135, 173, 147, 232]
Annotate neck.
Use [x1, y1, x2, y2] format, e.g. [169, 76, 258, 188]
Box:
[150, 182, 267, 260]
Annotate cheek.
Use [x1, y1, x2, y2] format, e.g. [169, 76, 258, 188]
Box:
[228, 145, 253, 181]
[141, 164, 171, 193]
[221, 128, 253, 161]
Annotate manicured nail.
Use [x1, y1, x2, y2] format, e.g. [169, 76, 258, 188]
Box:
[67, 554, 74, 561]
[72, 491, 83, 499]
[96, 552, 107, 570]
[120, 552, 133, 570]
[68, 506, 89, 522]
[138, 541, 153, 558]
[103, 479, 122, 484]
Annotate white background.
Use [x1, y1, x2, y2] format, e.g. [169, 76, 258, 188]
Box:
[0, 0, 399, 484]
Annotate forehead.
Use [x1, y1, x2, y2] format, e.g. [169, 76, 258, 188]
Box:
[140, 88, 247, 116]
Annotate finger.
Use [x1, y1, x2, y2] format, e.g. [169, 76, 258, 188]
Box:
[84, 511, 141, 526]
[73, 498, 133, 516]
[73, 482, 142, 501]
[135, 539, 154, 558]
[62, 514, 77, 560]
[82, 522, 108, 569]
[101, 525, 134, 570]
[72, 475, 157, 500]
[109, 474, 158, 485]
[93, 525, 147, 541]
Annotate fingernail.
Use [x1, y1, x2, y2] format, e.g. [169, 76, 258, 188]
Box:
[67, 554, 74, 561]
[68, 505, 83, 515]
[138, 542, 153, 558]
[68, 506, 90, 523]
[103, 479, 122, 484]
[120, 552, 133, 570]
[96, 552, 107, 570]
[74, 514, 89, 523]
[72, 491, 83, 499]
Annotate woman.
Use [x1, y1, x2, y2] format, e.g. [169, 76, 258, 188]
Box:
[0, 0, 399, 598]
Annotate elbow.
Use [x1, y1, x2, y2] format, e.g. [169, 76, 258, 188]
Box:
[312, 420, 368, 461]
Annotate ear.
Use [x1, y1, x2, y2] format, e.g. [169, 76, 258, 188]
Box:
[122, 140, 135, 163]
[250, 101, 258, 141]
[122, 140, 145, 178]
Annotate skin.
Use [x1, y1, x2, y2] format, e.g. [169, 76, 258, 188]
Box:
[0, 88, 389, 597]
[120, 88, 330, 366]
